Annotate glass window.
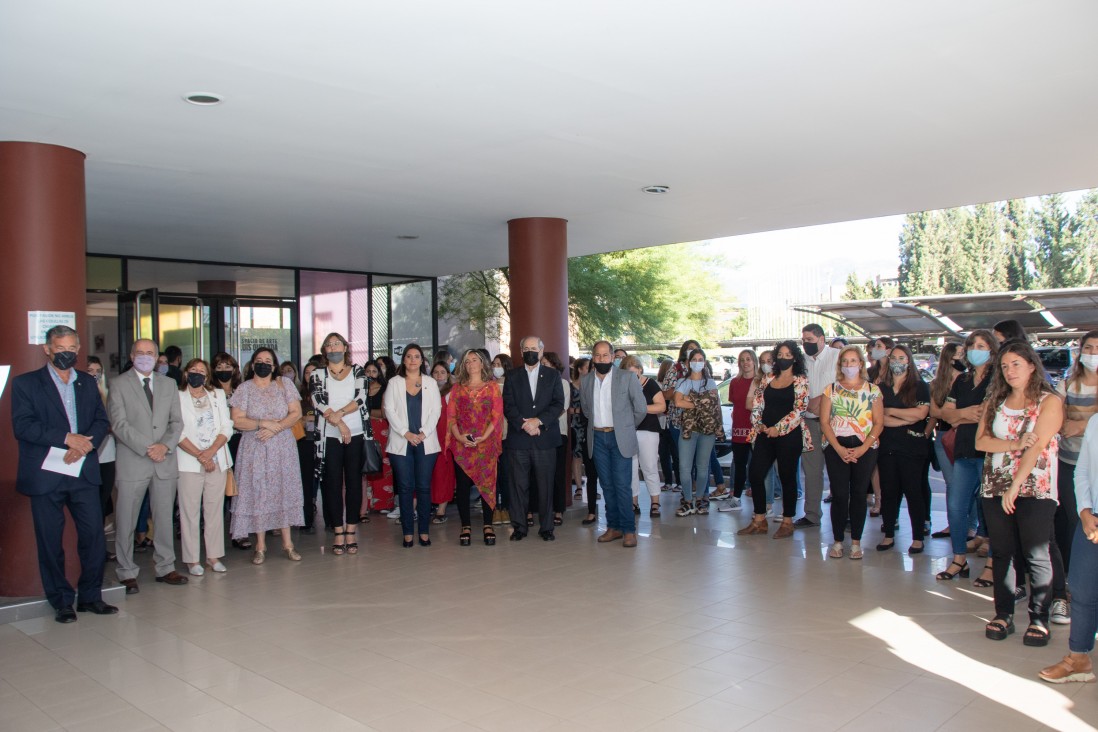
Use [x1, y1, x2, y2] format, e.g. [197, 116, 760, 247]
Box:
[87, 256, 122, 290]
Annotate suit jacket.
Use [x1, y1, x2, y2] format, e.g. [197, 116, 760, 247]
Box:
[502, 364, 564, 451]
[580, 366, 647, 459]
[11, 365, 111, 495]
[108, 370, 183, 481]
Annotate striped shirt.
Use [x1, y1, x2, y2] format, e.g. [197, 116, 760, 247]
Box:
[1058, 379, 1097, 465]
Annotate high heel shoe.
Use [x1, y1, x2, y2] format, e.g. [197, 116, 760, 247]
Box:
[402, 537, 414, 548]
[419, 535, 431, 547]
[973, 562, 994, 587]
[483, 527, 496, 546]
[459, 527, 472, 547]
[331, 528, 346, 556]
[344, 530, 358, 555]
[936, 560, 970, 581]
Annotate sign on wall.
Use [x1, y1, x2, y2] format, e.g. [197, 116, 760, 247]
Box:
[27, 311, 76, 345]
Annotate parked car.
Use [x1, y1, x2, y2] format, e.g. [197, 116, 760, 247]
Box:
[714, 378, 734, 477]
[1037, 346, 1073, 387]
[637, 352, 676, 378]
[709, 355, 736, 381]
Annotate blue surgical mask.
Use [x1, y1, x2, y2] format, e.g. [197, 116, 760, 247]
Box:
[448, 361, 456, 373]
[613, 358, 622, 368]
[889, 361, 908, 375]
[967, 350, 991, 367]
[689, 362, 705, 373]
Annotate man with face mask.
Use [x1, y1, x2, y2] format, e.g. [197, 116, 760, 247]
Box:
[11, 326, 117, 622]
[501, 335, 564, 541]
[108, 338, 186, 594]
[794, 323, 841, 528]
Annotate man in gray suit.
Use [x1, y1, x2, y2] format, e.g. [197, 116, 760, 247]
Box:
[580, 340, 647, 547]
[108, 338, 187, 593]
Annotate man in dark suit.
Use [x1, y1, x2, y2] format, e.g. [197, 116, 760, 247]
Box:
[502, 335, 565, 541]
[10, 325, 118, 623]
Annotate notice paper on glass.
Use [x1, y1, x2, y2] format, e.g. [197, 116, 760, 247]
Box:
[42, 447, 84, 476]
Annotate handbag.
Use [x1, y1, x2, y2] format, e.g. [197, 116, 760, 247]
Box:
[941, 428, 957, 463]
[361, 419, 383, 475]
[224, 468, 237, 497]
[290, 419, 306, 440]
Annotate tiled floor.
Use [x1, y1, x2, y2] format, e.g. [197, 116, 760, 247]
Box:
[2, 488, 1096, 732]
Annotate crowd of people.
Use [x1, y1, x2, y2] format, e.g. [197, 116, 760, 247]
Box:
[11, 321, 1098, 686]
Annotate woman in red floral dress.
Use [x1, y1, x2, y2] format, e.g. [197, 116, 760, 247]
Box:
[448, 349, 504, 546]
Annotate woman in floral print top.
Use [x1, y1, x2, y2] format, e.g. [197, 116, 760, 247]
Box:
[975, 340, 1063, 647]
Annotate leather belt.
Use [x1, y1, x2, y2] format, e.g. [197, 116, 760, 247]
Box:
[593, 427, 614, 432]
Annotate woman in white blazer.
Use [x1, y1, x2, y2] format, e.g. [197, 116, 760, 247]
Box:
[176, 358, 234, 575]
[382, 344, 442, 547]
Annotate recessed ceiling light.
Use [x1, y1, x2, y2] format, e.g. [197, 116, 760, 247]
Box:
[183, 92, 223, 106]
[642, 185, 670, 194]
[396, 235, 419, 240]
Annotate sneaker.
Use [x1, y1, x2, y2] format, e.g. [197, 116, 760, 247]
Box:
[1039, 654, 1095, 684]
[671, 484, 682, 493]
[765, 504, 778, 519]
[828, 541, 843, 558]
[500, 510, 511, 525]
[717, 497, 742, 512]
[675, 501, 696, 517]
[388, 508, 401, 520]
[1050, 599, 1071, 625]
[792, 517, 819, 528]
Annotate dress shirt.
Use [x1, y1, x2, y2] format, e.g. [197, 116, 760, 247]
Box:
[592, 368, 614, 428]
[526, 363, 539, 401]
[804, 346, 840, 417]
[47, 366, 78, 433]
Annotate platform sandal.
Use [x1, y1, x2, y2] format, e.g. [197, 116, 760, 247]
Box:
[331, 528, 346, 556]
[985, 615, 1014, 641]
[483, 526, 496, 546]
[459, 526, 472, 547]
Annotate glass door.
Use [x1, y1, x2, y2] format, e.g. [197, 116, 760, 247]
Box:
[158, 296, 211, 366]
[223, 299, 297, 368]
[118, 288, 159, 367]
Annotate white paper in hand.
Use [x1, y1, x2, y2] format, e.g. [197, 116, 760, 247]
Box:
[42, 447, 84, 477]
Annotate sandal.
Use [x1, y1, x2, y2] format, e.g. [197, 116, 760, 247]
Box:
[526, 514, 534, 527]
[459, 526, 471, 547]
[697, 503, 710, 516]
[231, 538, 253, 550]
[574, 488, 583, 499]
[985, 616, 1015, 641]
[973, 563, 994, 588]
[936, 560, 970, 581]
[331, 528, 346, 556]
[359, 514, 371, 523]
[344, 530, 358, 555]
[483, 527, 496, 546]
[431, 514, 448, 525]
[553, 513, 563, 526]
[1023, 622, 1050, 647]
[849, 544, 864, 560]
[650, 502, 660, 517]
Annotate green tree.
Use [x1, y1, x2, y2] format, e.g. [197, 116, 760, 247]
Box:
[1034, 193, 1077, 288]
[1069, 189, 1098, 286]
[947, 203, 1008, 293]
[437, 268, 510, 341]
[1002, 199, 1036, 290]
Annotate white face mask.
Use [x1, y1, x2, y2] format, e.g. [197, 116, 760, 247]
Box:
[1081, 354, 1098, 372]
[492, 366, 505, 379]
[761, 363, 773, 375]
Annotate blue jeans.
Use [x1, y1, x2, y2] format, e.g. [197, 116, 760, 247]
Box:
[390, 445, 437, 537]
[677, 433, 716, 503]
[592, 430, 635, 533]
[669, 425, 715, 497]
[1069, 523, 1098, 653]
[948, 457, 985, 555]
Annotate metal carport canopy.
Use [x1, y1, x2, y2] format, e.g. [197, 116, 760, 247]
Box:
[793, 287, 1098, 340]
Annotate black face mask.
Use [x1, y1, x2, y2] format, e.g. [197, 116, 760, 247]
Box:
[774, 358, 794, 372]
[187, 372, 207, 388]
[214, 370, 233, 383]
[952, 359, 967, 372]
[51, 351, 78, 371]
[592, 361, 612, 375]
[522, 351, 540, 367]
[253, 363, 274, 378]
[803, 341, 819, 357]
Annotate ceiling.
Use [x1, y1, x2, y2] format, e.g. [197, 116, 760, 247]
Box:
[3, 1, 1097, 278]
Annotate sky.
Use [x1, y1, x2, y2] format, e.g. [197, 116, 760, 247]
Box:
[700, 188, 1091, 307]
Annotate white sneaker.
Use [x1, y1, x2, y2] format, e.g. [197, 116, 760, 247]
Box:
[1051, 599, 1071, 625]
[765, 504, 777, 519]
[717, 497, 742, 512]
[388, 508, 401, 520]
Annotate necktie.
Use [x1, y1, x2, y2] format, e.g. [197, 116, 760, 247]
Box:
[143, 377, 154, 410]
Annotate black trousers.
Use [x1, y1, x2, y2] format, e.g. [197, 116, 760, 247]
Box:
[297, 437, 318, 528]
[583, 448, 599, 514]
[982, 496, 1057, 622]
[748, 429, 802, 517]
[496, 451, 511, 511]
[98, 460, 115, 520]
[321, 435, 364, 528]
[659, 427, 680, 486]
[823, 438, 877, 542]
[1051, 460, 1079, 599]
[730, 442, 752, 498]
[509, 448, 555, 535]
[554, 442, 568, 513]
[455, 461, 493, 527]
[30, 478, 106, 609]
[878, 450, 926, 541]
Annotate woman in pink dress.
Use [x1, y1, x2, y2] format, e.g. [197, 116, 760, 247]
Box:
[448, 349, 504, 546]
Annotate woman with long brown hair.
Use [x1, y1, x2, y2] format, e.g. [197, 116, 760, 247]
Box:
[876, 343, 930, 553]
[926, 343, 969, 543]
[448, 349, 504, 546]
[430, 359, 456, 522]
[976, 340, 1063, 646]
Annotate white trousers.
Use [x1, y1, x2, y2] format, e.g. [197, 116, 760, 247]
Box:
[178, 469, 227, 563]
[632, 431, 662, 499]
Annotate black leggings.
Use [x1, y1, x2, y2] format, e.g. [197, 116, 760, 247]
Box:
[878, 450, 926, 541]
[748, 429, 802, 517]
[983, 496, 1057, 622]
[583, 449, 599, 514]
[730, 442, 751, 498]
[659, 427, 680, 486]
[554, 443, 568, 513]
[824, 438, 877, 542]
[455, 461, 493, 527]
[321, 435, 364, 528]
